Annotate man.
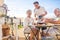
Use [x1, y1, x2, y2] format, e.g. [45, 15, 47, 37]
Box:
[33, 1, 47, 20]
[33, 1, 48, 36]
[24, 10, 40, 40]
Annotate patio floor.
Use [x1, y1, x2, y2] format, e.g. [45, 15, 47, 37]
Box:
[2, 28, 60, 40]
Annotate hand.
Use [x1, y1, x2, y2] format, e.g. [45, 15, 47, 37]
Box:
[35, 18, 38, 20]
[34, 23, 37, 25]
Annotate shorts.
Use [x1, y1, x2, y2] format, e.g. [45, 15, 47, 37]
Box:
[42, 27, 47, 30]
[36, 27, 47, 30]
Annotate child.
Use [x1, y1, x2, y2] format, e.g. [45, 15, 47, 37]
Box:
[24, 9, 40, 40]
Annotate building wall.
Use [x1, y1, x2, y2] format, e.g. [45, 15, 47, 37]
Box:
[0, 0, 4, 40]
[0, 0, 4, 6]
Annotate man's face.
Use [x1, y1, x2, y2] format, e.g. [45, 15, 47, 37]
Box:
[34, 3, 39, 8]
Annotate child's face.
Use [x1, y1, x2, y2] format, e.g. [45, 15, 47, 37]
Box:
[27, 11, 32, 17]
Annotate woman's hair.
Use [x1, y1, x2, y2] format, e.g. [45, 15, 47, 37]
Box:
[54, 8, 60, 12]
[54, 8, 60, 16]
[54, 8, 60, 13]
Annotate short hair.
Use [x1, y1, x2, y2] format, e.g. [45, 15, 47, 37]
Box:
[33, 1, 39, 4]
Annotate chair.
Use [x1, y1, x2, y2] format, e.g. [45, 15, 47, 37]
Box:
[53, 27, 60, 40]
[24, 29, 30, 40]
[56, 34, 60, 40]
[2, 35, 15, 40]
[2, 35, 10, 40]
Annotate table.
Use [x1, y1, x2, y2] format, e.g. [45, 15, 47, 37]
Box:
[36, 24, 60, 40]
[28, 25, 38, 40]
[28, 24, 53, 40]
[29, 24, 60, 40]
[35, 24, 54, 37]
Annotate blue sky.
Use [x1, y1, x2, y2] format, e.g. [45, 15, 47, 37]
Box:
[4, 0, 60, 18]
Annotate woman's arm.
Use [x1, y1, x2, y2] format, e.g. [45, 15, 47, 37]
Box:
[51, 20, 60, 24]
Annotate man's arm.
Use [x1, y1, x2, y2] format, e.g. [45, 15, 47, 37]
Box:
[41, 11, 47, 16]
[34, 13, 38, 20]
[40, 7, 47, 16]
[34, 13, 36, 18]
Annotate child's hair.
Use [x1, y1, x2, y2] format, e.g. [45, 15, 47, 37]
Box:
[26, 9, 32, 13]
